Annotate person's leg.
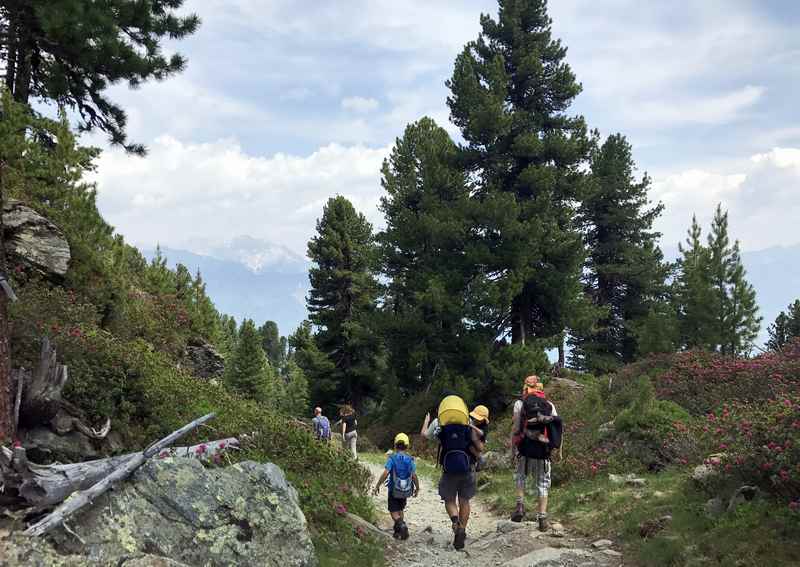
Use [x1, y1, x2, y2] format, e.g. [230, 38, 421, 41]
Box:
[512, 456, 527, 521]
[439, 473, 460, 529]
[535, 459, 552, 530]
[458, 496, 471, 528]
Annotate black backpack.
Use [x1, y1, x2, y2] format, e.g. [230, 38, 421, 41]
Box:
[518, 396, 553, 459]
[437, 424, 473, 473]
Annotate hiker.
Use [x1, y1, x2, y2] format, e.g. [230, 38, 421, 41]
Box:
[340, 404, 358, 459]
[372, 433, 420, 540]
[421, 404, 490, 443]
[469, 405, 490, 474]
[424, 395, 484, 550]
[312, 407, 331, 442]
[510, 375, 563, 530]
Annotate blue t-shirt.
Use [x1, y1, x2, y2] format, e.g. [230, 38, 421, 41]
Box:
[385, 452, 416, 485]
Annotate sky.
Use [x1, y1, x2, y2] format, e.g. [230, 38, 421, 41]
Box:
[87, 0, 800, 260]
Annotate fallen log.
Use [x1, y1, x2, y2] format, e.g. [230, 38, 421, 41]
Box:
[344, 512, 393, 541]
[0, 436, 239, 509]
[24, 412, 216, 537]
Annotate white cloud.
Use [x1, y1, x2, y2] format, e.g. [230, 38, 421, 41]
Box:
[653, 147, 800, 251]
[341, 96, 380, 113]
[90, 136, 389, 255]
[631, 85, 765, 127]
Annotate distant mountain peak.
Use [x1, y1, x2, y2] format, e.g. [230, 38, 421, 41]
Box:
[194, 236, 309, 274]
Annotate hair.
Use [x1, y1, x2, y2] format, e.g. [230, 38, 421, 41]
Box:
[314, 407, 322, 415]
[395, 441, 407, 450]
[339, 404, 355, 416]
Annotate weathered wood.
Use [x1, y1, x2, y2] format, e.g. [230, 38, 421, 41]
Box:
[24, 412, 216, 536]
[12, 368, 24, 436]
[344, 512, 393, 541]
[0, 437, 239, 509]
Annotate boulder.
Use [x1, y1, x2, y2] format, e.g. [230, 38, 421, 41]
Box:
[704, 497, 725, 518]
[21, 426, 103, 462]
[549, 376, 584, 390]
[50, 457, 317, 567]
[727, 485, 762, 512]
[2, 200, 70, 277]
[502, 547, 590, 566]
[691, 463, 718, 485]
[591, 539, 613, 549]
[482, 449, 512, 471]
[180, 339, 225, 380]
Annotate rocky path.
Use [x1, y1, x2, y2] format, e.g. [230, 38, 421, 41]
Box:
[365, 461, 624, 567]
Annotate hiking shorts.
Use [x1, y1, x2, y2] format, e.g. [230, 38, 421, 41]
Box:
[387, 493, 407, 513]
[515, 457, 551, 497]
[438, 472, 476, 502]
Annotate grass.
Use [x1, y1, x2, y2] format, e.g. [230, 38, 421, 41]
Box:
[478, 465, 800, 566]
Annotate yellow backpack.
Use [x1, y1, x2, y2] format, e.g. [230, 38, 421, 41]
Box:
[437, 395, 469, 426]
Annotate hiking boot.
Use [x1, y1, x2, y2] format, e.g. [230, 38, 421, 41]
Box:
[393, 521, 402, 539]
[538, 514, 549, 532]
[398, 521, 409, 541]
[453, 526, 467, 550]
[511, 502, 525, 523]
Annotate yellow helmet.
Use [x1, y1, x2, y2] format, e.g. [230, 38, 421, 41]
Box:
[394, 432, 410, 447]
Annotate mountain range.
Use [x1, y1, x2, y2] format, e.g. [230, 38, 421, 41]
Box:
[148, 238, 800, 347]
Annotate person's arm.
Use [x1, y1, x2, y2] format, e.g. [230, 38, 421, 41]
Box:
[420, 413, 431, 436]
[373, 469, 389, 495]
[423, 418, 439, 441]
[412, 472, 420, 497]
[470, 426, 485, 457]
[511, 401, 521, 446]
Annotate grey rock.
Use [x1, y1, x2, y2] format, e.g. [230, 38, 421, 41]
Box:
[482, 449, 512, 471]
[180, 338, 225, 380]
[691, 463, 718, 485]
[705, 497, 725, 517]
[727, 485, 762, 512]
[549, 377, 584, 390]
[598, 421, 615, 435]
[603, 549, 623, 557]
[497, 520, 526, 534]
[2, 200, 70, 277]
[21, 425, 103, 462]
[50, 457, 317, 567]
[626, 477, 647, 488]
[591, 539, 613, 549]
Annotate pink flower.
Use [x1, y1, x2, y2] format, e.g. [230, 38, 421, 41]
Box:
[334, 503, 347, 516]
[789, 501, 800, 512]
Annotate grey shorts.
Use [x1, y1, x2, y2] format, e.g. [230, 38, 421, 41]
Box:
[515, 457, 551, 497]
[438, 472, 476, 502]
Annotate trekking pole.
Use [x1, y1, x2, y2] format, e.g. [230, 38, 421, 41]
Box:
[0, 274, 18, 302]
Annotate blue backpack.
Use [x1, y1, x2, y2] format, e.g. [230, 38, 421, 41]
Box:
[437, 424, 473, 474]
[316, 416, 331, 440]
[388, 453, 415, 498]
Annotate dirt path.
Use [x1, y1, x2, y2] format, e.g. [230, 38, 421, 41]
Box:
[365, 461, 624, 567]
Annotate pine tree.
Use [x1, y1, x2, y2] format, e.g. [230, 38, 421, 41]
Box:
[258, 320, 286, 369]
[378, 117, 486, 395]
[446, 0, 592, 347]
[767, 300, 800, 351]
[676, 216, 717, 350]
[0, 0, 200, 152]
[722, 242, 761, 355]
[282, 360, 310, 417]
[217, 314, 238, 359]
[306, 196, 384, 409]
[569, 134, 667, 372]
[288, 320, 335, 403]
[224, 319, 275, 402]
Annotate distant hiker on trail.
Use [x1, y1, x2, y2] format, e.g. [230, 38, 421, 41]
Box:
[373, 432, 419, 540]
[312, 407, 331, 442]
[510, 376, 563, 530]
[424, 395, 484, 550]
[340, 404, 359, 459]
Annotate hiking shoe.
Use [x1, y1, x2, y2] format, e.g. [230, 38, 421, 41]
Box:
[511, 502, 525, 523]
[393, 521, 402, 539]
[453, 527, 467, 550]
[538, 515, 549, 532]
[398, 521, 409, 541]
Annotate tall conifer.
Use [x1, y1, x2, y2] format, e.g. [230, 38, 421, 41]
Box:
[446, 0, 592, 346]
[767, 300, 800, 351]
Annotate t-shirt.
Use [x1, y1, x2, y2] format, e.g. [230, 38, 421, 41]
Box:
[342, 414, 357, 433]
[385, 452, 416, 487]
[312, 415, 331, 439]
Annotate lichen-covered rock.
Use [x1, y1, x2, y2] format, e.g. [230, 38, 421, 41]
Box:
[2, 200, 70, 277]
[50, 458, 317, 567]
[180, 339, 225, 380]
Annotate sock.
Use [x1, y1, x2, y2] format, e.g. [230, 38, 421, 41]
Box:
[450, 515, 459, 526]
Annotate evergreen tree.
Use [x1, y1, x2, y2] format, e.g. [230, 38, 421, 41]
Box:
[191, 269, 221, 342]
[288, 320, 335, 406]
[675, 207, 760, 355]
[767, 300, 800, 351]
[676, 216, 717, 350]
[569, 134, 667, 372]
[258, 320, 286, 369]
[446, 0, 592, 347]
[224, 319, 275, 402]
[378, 117, 486, 395]
[0, 0, 200, 152]
[306, 196, 384, 410]
[217, 314, 238, 359]
[282, 360, 310, 417]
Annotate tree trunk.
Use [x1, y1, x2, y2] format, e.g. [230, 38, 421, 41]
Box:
[557, 337, 565, 369]
[0, 167, 14, 443]
[511, 296, 527, 345]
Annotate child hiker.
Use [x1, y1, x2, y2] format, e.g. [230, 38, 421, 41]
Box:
[373, 433, 420, 540]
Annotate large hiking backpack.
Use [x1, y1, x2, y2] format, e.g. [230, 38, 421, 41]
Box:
[438, 423, 473, 473]
[438, 395, 469, 426]
[516, 396, 554, 459]
[389, 454, 415, 499]
[316, 416, 331, 440]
